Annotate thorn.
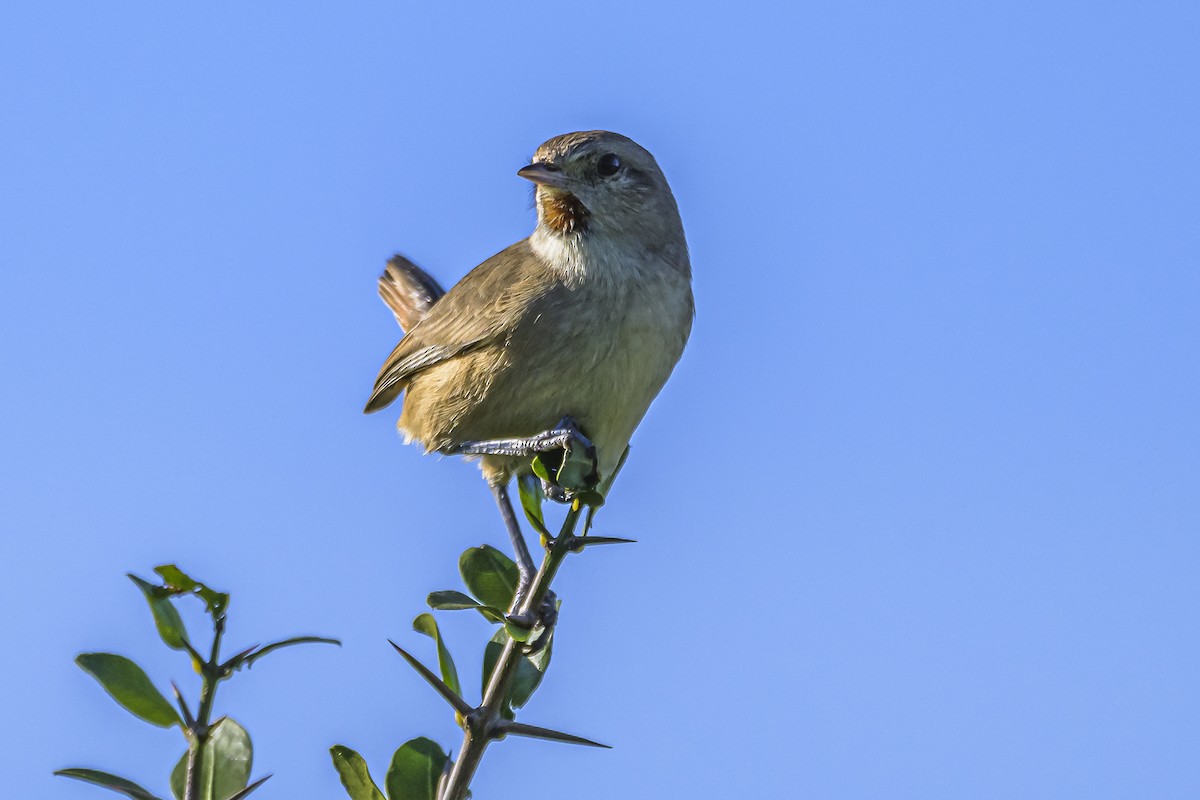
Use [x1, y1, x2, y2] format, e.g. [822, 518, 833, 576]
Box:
[575, 536, 637, 547]
[224, 774, 272, 800]
[497, 720, 611, 748]
[222, 643, 259, 668]
[388, 640, 474, 716]
[171, 682, 196, 729]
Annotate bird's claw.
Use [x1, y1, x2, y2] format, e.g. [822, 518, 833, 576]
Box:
[525, 591, 559, 654]
[534, 417, 599, 502]
[504, 587, 558, 653]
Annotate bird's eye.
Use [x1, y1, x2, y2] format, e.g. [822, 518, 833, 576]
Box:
[596, 153, 622, 177]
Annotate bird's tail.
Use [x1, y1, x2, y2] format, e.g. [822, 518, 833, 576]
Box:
[378, 254, 447, 332]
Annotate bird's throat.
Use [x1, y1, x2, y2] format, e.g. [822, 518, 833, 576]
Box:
[539, 190, 589, 236]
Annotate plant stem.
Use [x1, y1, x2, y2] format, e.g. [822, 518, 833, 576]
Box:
[185, 615, 226, 800]
[440, 505, 582, 800]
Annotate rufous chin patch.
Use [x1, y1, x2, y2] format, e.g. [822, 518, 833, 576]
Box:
[541, 190, 589, 235]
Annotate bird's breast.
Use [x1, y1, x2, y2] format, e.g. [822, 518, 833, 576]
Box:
[496, 256, 692, 476]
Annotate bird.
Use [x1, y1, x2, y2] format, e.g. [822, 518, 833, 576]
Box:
[364, 130, 693, 585]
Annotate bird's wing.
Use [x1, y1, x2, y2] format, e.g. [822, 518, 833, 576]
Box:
[363, 239, 549, 413]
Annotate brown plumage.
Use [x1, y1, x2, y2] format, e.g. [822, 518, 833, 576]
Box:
[541, 192, 589, 235]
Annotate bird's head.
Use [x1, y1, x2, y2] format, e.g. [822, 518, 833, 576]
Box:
[518, 131, 683, 253]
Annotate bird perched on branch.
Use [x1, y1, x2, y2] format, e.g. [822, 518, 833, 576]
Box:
[364, 130, 693, 586]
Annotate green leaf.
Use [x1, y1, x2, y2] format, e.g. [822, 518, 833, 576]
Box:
[530, 454, 552, 482]
[481, 628, 553, 714]
[129, 574, 189, 650]
[511, 633, 553, 709]
[154, 565, 230, 619]
[575, 489, 606, 507]
[174, 718, 252, 800]
[209, 718, 253, 800]
[503, 619, 533, 643]
[458, 546, 519, 611]
[426, 590, 504, 623]
[55, 769, 166, 800]
[517, 474, 550, 538]
[329, 746, 386, 800]
[555, 439, 598, 494]
[412, 614, 461, 699]
[170, 752, 186, 800]
[76, 653, 182, 728]
[385, 738, 448, 800]
[425, 589, 478, 610]
[154, 565, 196, 591]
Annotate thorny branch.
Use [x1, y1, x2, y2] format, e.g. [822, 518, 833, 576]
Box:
[439, 502, 598, 800]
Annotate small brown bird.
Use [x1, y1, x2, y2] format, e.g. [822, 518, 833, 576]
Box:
[365, 131, 693, 580]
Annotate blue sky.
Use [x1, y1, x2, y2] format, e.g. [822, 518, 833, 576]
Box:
[2, 2, 1198, 798]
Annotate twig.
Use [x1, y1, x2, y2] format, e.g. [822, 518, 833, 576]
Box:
[184, 615, 226, 800]
[439, 504, 586, 800]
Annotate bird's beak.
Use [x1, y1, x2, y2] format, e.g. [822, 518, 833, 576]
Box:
[517, 163, 570, 190]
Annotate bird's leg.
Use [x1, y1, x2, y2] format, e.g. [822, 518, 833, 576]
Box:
[470, 417, 595, 632]
[491, 482, 536, 607]
[456, 417, 600, 501]
[490, 481, 559, 636]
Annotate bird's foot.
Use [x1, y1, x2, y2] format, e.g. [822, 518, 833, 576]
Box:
[458, 417, 599, 502]
[529, 417, 600, 501]
[506, 589, 559, 654]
